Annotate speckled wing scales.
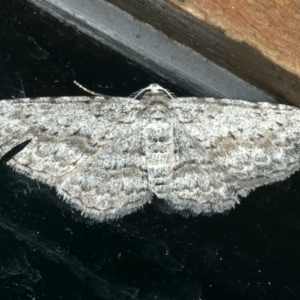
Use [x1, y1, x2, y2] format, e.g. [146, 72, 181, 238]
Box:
[0, 97, 148, 219]
[2, 84, 300, 220]
[166, 120, 237, 215]
[58, 122, 152, 221]
[0, 96, 142, 185]
[172, 97, 300, 211]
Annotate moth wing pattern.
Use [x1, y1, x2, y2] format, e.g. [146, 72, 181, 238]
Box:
[57, 122, 152, 221]
[2, 83, 300, 221]
[0, 96, 142, 186]
[167, 122, 237, 215]
[172, 97, 300, 200]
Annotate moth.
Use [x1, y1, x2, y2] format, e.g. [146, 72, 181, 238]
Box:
[1, 84, 300, 221]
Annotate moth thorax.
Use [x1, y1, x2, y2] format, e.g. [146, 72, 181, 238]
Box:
[150, 103, 168, 121]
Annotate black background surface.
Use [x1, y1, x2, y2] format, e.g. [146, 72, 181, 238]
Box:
[0, 1, 300, 299]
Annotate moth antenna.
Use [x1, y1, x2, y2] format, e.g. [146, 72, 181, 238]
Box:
[132, 84, 175, 99]
[165, 90, 175, 98]
[130, 88, 147, 99]
[73, 80, 101, 96]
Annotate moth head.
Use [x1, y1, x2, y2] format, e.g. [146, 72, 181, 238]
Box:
[133, 84, 173, 100]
